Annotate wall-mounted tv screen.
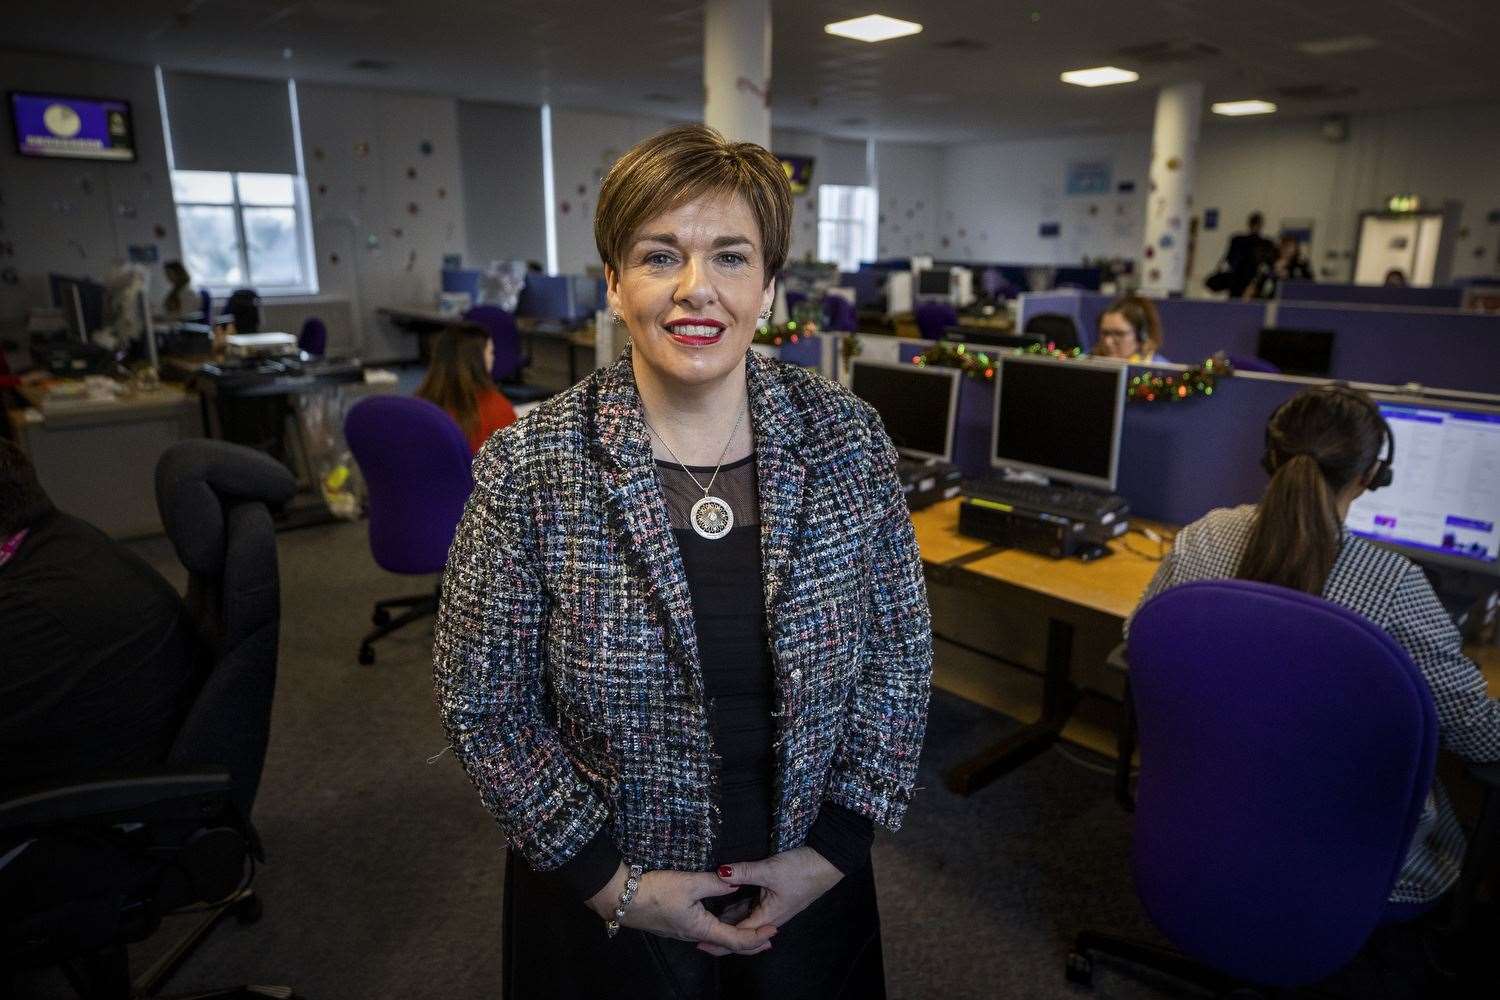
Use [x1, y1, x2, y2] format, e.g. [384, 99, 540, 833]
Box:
[776, 154, 815, 195]
[10, 92, 137, 162]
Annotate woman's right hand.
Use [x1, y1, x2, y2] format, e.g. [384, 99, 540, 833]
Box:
[587, 864, 776, 956]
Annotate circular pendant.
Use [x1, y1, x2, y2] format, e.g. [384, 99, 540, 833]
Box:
[689, 495, 734, 540]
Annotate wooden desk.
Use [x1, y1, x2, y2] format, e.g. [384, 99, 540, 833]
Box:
[1473, 645, 1500, 699]
[907, 497, 1170, 794]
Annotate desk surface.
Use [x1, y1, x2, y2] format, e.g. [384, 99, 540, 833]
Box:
[910, 497, 993, 566]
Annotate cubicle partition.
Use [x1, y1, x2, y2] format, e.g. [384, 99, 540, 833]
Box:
[1150, 299, 1267, 362]
[1279, 281, 1464, 310]
[1275, 303, 1500, 394]
[1015, 291, 1112, 350]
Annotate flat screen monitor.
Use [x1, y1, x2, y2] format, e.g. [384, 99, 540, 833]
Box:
[1345, 397, 1500, 575]
[11, 92, 136, 162]
[517, 274, 576, 321]
[991, 354, 1127, 491]
[917, 269, 952, 297]
[1258, 327, 1334, 376]
[49, 273, 105, 338]
[849, 360, 961, 463]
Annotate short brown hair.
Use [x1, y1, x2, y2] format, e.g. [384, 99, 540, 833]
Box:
[594, 123, 792, 285]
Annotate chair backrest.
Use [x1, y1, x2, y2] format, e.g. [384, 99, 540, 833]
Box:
[224, 289, 261, 334]
[1128, 579, 1439, 987]
[914, 300, 959, 340]
[821, 294, 858, 332]
[155, 440, 296, 820]
[298, 317, 328, 357]
[464, 305, 523, 381]
[1022, 312, 1080, 351]
[344, 395, 474, 577]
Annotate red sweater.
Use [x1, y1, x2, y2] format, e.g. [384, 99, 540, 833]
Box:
[466, 387, 517, 454]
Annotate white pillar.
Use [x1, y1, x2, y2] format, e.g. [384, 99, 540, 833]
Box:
[704, 0, 771, 146]
[1139, 82, 1203, 296]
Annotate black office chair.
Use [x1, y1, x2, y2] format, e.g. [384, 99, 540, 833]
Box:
[1022, 313, 1081, 352]
[223, 289, 262, 335]
[0, 441, 298, 999]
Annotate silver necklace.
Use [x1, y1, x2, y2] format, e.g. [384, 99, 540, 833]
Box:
[645, 407, 746, 541]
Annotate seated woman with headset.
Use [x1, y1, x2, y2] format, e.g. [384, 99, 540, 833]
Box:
[1091, 295, 1167, 363]
[1130, 385, 1500, 906]
[415, 323, 517, 454]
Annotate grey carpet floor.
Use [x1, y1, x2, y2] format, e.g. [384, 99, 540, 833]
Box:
[17, 519, 1222, 999]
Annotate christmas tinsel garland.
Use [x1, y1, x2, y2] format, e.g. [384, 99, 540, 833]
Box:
[912, 342, 1231, 403]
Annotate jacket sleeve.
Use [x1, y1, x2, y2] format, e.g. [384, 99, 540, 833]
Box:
[432, 437, 610, 870]
[823, 409, 934, 831]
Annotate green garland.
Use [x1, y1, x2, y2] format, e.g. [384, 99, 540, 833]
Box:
[912, 343, 1231, 404]
[753, 320, 817, 347]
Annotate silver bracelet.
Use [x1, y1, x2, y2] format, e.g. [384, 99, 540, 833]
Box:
[604, 863, 645, 939]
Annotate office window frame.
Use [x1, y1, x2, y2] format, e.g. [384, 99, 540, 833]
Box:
[817, 184, 879, 272]
[171, 169, 318, 297]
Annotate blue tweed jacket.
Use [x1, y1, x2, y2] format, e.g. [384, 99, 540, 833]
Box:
[432, 347, 932, 874]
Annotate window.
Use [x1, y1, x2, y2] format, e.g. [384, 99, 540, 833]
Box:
[171, 170, 316, 295]
[817, 185, 878, 272]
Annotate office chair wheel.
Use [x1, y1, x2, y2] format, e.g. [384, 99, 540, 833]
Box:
[234, 893, 264, 924]
[358, 645, 376, 666]
[372, 608, 391, 627]
[1064, 950, 1094, 987]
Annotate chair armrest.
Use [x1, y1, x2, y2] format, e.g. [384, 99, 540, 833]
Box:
[0, 767, 233, 835]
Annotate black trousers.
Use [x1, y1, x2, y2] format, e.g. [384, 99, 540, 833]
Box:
[503, 853, 886, 1000]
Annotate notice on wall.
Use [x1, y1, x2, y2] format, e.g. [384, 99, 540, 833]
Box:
[1065, 161, 1112, 196]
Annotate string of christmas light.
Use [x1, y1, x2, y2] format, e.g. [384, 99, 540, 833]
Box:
[913, 343, 1231, 404]
[753, 320, 812, 348]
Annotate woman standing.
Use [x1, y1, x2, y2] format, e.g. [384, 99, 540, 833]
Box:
[414, 323, 516, 454]
[433, 124, 932, 998]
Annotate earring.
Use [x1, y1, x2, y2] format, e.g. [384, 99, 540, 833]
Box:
[759, 307, 772, 321]
[611, 311, 625, 324]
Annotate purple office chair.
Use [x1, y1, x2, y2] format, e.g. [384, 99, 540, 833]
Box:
[914, 300, 958, 340]
[298, 317, 328, 358]
[821, 294, 858, 332]
[463, 305, 528, 382]
[784, 290, 808, 315]
[1071, 579, 1449, 992]
[344, 396, 474, 666]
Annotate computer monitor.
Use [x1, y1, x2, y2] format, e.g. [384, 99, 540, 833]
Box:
[849, 359, 961, 463]
[1258, 327, 1334, 376]
[517, 274, 577, 321]
[943, 326, 1043, 351]
[49, 273, 104, 340]
[917, 269, 952, 297]
[1346, 397, 1500, 576]
[990, 354, 1127, 491]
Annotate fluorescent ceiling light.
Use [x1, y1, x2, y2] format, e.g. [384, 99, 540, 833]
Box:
[1212, 99, 1278, 116]
[1060, 66, 1140, 88]
[1297, 35, 1379, 56]
[825, 14, 923, 43]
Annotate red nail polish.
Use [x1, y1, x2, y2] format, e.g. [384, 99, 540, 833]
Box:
[718, 865, 734, 879]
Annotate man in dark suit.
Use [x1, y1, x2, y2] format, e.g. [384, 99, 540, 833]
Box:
[0, 441, 202, 794]
[1224, 211, 1276, 298]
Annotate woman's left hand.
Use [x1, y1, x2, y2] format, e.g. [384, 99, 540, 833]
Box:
[695, 847, 843, 955]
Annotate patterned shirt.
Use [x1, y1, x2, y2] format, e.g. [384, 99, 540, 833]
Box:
[1128, 504, 1500, 903]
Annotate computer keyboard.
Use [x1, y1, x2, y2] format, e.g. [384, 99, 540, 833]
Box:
[963, 477, 1127, 522]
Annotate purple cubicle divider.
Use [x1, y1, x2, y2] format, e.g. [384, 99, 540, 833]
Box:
[1116, 372, 1303, 527]
[1151, 299, 1268, 362]
[1279, 281, 1464, 310]
[778, 333, 823, 370]
[1275, 304, 1500, 394]
[1016, 291, 1112, 350]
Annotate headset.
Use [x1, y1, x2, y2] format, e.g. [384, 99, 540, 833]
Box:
[1261, 383, 1394, 490]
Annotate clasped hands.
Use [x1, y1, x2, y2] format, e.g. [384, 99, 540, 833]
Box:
[586, 847, 843, 957]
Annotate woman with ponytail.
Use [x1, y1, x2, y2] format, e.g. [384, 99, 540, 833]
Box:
[1128, 385, 1500, 905]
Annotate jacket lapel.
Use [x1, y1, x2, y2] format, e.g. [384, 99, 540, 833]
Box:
[745, 350, 808, 633]
[590, 350, 703, 694]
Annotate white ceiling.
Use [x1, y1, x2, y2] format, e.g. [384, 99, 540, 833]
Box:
[7, 0, 1500, 143]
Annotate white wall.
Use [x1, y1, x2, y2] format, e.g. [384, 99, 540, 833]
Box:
[0, 49, 183, 331]
[458, 100, 546, 268]
[298, 83, 466, 359]
[874, 142, 941, 260]
[937, 132, 1150, 266]
[1190, 103, 1500, 288]
[548, 108, 673, 276]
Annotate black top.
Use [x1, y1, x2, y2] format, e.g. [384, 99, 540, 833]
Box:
[0, 510, 202, 795]
[554, 454, 872, 900]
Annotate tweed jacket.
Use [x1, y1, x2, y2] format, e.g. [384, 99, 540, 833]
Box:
[433, 347, 933, 874]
